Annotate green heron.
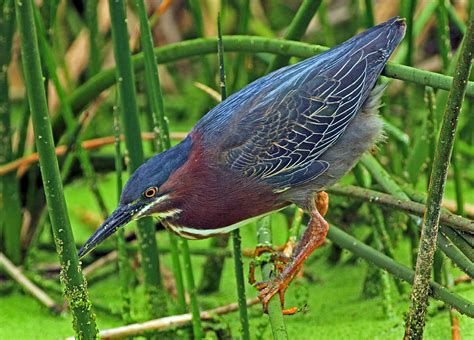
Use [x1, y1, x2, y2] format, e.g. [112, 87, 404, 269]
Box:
[79, 17, 405, 313]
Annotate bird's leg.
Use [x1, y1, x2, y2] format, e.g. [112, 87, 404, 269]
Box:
[292, 191, 329, 257]
[284, 191, 329, 257]
[255, 191, 329, 314]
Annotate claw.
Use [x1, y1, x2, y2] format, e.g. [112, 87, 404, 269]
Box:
[249, 246, 299, 315]
[254, 276, 296, 314]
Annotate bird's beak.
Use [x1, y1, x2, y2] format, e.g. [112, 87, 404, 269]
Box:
[78, 204, 133, 259]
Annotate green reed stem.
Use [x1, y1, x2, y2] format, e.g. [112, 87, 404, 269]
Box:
[446, 3, 466, 34]
[134, 0, 187, 316]
[328, 185, 473, 234]
[24, 112, 92, 262]
[169, 236, 187, 314]
[436, 0, 451, 71]
[327, 225, 473, 317]
[354, 164, 404, 295]
[360, 154, 473, 274]
[187, 0, 212, 85]
[434, 2, 465, 216]
[442, 227, 474, 262]
[404, 0, 417, 66]
[135, 0, 169, 152]
[108, 0, 163, 318]
[68, 36, 474, 115]
[363, 0, 375, 28]
[230, 0, 250, 91]
[179, 239, 202, 339]
[217, 14, 250, 340]
[288, 207, 304, 247]
[371, 213, 394, 318]
[437, 234, 474, 277]
[0, 0, 22, 264]
[393, 0, 437, 64]
[188, 0, 204, 38]
[135, 0, 187, 316]
[85, 0, 100, 78]
[317, 1, 335, 47]
[382, 118, 410, 146]
[267, 0, 322, 72]
[113, 95, 132, 323]
[405, 9, 474, 338]
[15, 102, 30, 159]
[256, 216, 289, 340]
[451, 145, 464, 216]
[33, 6, 109, 219]
[15, 0, 98, 337]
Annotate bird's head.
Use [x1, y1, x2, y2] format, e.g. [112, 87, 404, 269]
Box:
[78, 136, 192, 258]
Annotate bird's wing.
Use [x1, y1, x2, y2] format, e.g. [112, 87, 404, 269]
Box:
[195, 17, 404, 192]
[223, 53, 370, 191]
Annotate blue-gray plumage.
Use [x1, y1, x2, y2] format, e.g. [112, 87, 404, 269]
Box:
[196, 17, 404, 195]
[79, 17, 406, 314]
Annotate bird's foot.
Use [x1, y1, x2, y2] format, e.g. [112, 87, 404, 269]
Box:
[249, 246, 298, 315]
[248, 246, 289, 286]
[250, 192, 330, 316]
[254, 274, 298, 315]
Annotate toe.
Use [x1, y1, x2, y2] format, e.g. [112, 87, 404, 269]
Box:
[282, 307, 298, 315]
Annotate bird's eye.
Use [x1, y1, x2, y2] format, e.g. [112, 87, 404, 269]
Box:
[144, 187, 158, 198]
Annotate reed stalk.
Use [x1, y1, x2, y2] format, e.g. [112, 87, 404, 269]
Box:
[256, 216, 289, 340]
[85, 0, 100, 78]
[33, 6, 109, 219]
[15, 0, 97, 337]
[405, 9, 474, 338]
[436, 0, 451, 71]
[0, 0, 22, 264]
[187, 0, 212, 85]
[14, 102, 30, 159]
[446, 3, 466, 34]
[327, 225, 473, 317]
[363, 0, 375, 28]
[393, 1, 437, 64]
[354, 165, 404, 295]
[441, 227, 474, 262]
[68, 36, 474, 115]
[134, 0, 187, 316]
[371, 217, 394, 318]
[179, 239, 202, 338]
[267, 0, 322, 72]
[328, 185, 474, 234]
[113, 96, 132, 323]
[435, 0, 465, 217]
[403, 0, 417, 66]
[317, 1, 335, 47]
[108, 0, 163, 318]
[197, 235, 229, 293]
[230, 0, 250, 91]
[360, 154, 473, 272]
[216, 14, 250, 339]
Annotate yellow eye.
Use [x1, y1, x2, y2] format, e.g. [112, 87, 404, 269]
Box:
[144, 187, 157, 198]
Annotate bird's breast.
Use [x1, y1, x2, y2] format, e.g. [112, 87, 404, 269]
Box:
[159, 135, 287, 238]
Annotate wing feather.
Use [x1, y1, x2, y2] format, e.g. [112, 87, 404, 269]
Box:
[194, 18, 405, 191]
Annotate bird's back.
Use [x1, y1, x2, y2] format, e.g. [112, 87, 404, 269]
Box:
[193, 17, 406, 192]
